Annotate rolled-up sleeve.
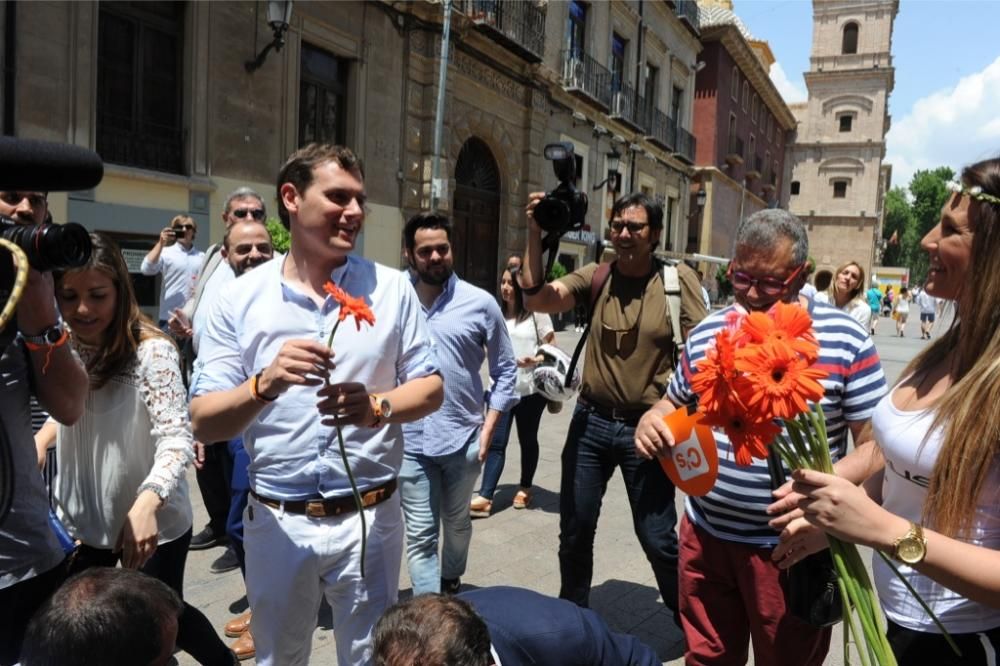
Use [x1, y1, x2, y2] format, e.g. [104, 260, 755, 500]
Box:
[484, 299, 519, 413]
[394, 277, 440, 384]
[190, 284, 246, 396]
[140, 256, 162, 276]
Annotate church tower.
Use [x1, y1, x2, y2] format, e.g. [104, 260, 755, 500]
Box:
[785, 0, 898, 279]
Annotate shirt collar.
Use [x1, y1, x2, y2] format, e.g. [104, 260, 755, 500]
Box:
[409, 270, 457, 313]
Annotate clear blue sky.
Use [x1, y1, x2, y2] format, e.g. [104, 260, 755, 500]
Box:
[736, 0, 1000, 188]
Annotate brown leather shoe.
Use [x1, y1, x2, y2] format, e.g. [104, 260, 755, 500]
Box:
[224, 610, 252, 637]
[230, 630, 255, 661]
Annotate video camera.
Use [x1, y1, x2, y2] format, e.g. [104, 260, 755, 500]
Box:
[0, 215, 93, 272]
[533, 143, 589, 278]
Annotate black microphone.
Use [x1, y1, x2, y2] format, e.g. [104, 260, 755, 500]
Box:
[0, 136, 104, 192]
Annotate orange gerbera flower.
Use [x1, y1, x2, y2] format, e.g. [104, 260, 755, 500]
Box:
[323, 281, 376, 331]
[733, 341, 827, 421]
[739, 301, 819, 363]
[692, 329, 740, 416]
[713, 400, 781, 465]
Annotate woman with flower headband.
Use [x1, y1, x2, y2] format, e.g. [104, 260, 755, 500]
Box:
[36, 232, 235, 664]
[774, 157, 1000, 664]
[816, 260, 872, 331]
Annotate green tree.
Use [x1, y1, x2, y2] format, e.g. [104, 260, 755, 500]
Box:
[880, 186, 913, 268]
[906, 167, 953, 283]
[266, 218, 291, 254]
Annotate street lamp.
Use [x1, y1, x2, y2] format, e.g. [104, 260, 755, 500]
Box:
[695, 184, 707, 208]
[245, 1, 294, 73]
[592, 148, 622, 192]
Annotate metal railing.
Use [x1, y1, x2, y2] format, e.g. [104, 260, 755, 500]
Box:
[675, 125, 696, 163]
[673, 0, 699, 29]
[461, 0, 546, 60]
[561, 50, 612, 108]
[609, 81, 647, 131]
[647, 108, 677, 151]
[96, 115, 183, 174]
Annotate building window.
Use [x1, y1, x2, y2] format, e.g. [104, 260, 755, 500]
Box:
[610, 33, 626, 91]
[748, 135, 755, 163]
[566, 1, 587, 57]
[97, 1, 184, 174]
[742, 82, 749, 111]
[299, 43, 350, 146]
[644, 63, 658, 107]
[791, 181, 800, 195]
[768, 115, 774, 141]
[842, 22, 859, 55]
[664, 196, 676, 250]
[833, 181, 848, 198]
[671, 86, 683, 126]
[728, 113, 737, 153]
[839, 114, 853, 132]
[730, 67, 739, 100]
[751, 94, 758, 124]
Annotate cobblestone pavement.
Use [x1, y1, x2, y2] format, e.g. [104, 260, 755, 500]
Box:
[178, 310, 945, 665]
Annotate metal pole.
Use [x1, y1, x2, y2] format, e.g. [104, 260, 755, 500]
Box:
[430, 0, 452, 211]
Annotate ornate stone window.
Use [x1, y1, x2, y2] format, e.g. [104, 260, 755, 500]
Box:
[842, 22, 859, 55]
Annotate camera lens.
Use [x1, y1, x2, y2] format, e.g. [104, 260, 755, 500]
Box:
[0, 219, 92, 272]
[533, 196, 569, 233]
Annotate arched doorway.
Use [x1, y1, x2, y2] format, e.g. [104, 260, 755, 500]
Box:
[452, 137, 500, 293]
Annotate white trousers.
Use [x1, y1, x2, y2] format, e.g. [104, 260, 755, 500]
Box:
[244, 492, 403, 665]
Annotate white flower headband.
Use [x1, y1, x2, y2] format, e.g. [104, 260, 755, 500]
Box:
[946, 180, 1000, 206]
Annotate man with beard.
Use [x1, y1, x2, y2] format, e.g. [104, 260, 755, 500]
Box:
[193, 217, 274, 660]
[517, 192, 707, 631]
[400, 212, 517, 596]
[191, 144, 442, 665]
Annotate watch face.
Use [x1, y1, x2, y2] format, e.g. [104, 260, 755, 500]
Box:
[897, 538, 926, 564]
[380, 398, 392, 419]
[44, 326, 63, 343]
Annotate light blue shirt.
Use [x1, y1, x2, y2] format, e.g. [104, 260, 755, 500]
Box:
[192, 255, 439, 500]
[192, 256, 234, 355]
[402, 272, 518, 456]
[141, 242, 204, 322]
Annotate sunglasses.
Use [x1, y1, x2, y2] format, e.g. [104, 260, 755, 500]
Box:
[609, 220, 648, 234]
[232, 208, 266, 221]
[727, 263, 806, 297]
[173, 224, 195, 232]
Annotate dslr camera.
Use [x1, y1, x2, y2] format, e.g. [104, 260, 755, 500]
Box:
[0, 214, 93, 273]
[533, 143, 588, 236]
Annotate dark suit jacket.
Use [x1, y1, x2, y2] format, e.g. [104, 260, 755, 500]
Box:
[460, 587, 660, 666]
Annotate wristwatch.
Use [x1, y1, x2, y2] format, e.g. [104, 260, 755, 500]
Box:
[20, 322, 67, 346]
[369, 394, 392, 427]
[891, 522, 927, 565]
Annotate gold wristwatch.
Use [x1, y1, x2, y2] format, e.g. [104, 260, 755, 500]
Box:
[891, 522, 927, 565]
[368, 394, 391, 428]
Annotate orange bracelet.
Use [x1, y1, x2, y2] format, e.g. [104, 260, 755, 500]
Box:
[23, 329, 69, 375]
[249, 371, 278, 404]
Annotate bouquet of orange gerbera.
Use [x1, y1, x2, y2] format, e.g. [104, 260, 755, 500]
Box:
[324, 280, 376, 577]
[689, 302, 951, 666]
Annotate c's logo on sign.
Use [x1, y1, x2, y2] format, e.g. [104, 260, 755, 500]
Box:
[659, 408, 718, 496]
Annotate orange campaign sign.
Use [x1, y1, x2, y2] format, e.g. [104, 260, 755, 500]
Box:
[659, 408, 719, 496]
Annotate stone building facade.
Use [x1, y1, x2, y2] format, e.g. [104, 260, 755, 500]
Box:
[688, 0, 796, 267]
[784, 0, 898, 281]
[1, 0, 703, 310]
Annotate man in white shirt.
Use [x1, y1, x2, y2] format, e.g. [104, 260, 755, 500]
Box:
[190, 144, 443, 665]
[141, 215, 204, 329]
[916, 288, 940, 339]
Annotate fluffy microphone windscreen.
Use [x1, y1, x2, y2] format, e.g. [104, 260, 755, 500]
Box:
[0, 137, 104, 192]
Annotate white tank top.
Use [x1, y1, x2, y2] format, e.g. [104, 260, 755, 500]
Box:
[872, 385, 1000, 633]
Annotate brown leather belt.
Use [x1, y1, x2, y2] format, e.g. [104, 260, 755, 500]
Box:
[578, 396, 649, 426]
[251, 479, 397, 518]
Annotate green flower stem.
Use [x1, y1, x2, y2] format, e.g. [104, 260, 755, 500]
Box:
[326, 316, 368, 578]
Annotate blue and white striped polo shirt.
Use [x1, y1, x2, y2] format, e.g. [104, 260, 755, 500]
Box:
[666, 300, 887, 546]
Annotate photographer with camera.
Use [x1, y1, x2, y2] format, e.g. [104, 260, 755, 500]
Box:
[0, 189, 89, 665]
[518, 183, 706, 628]
[141, 215, 204, 331]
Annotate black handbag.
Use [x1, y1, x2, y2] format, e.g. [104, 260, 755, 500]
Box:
[766, 450, 843, 627]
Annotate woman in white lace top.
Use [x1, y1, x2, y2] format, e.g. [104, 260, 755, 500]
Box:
[38, 232, 233, 664]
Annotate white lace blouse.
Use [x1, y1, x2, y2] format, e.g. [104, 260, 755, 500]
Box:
[55, 336, 194, 548]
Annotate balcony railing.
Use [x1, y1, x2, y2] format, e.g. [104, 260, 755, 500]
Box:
[725, 135, 744, 165]
[561, 50, 612, 108]
[97, 114, 183, 174]
[646, 108, 676, 151]
[674, 125, 696, 164]
[461, 0, 546, 62]
[609, 81, 647, 131]
[673, 0, 699, 30]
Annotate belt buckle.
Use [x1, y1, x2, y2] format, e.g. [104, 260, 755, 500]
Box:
[306, 502, 327, 518]
[611, 406, 627, 421]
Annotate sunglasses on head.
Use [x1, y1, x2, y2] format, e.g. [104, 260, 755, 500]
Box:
[232, 208, 266, 221]
[609, 220, 648, 234]
[727, 262, 806, 297]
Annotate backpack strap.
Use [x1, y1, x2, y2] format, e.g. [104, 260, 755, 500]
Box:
[564, 262, 613, 388]
[662, 263, 684, 348]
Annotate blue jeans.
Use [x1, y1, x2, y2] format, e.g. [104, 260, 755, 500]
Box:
[558, 404, 680, 616]
[400, 431, 482, 595]
[478, 393, 547, 499]
[226, 437, 251, 577]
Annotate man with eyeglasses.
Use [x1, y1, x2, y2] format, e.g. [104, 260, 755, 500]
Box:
[634, 209, 888, 666]
[141, 214, 204, 331]
[518, 192, 707, 632]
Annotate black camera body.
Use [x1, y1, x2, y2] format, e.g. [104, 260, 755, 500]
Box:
[533, 142, 588, 236]
[0, 214, 92, 273]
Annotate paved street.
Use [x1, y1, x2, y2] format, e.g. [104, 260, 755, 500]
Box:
[178, 308, 951, 665]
